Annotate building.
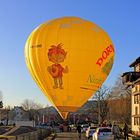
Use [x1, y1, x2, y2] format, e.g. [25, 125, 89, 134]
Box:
[122, 57, 140, 135]
[68, 100, 98, 123]
[8, 106, 37, 127]
[37, 106, 59, 124]
[8, 106, 30, 124]
[0, 108, 9, 125]
[37, 100, 98, 124]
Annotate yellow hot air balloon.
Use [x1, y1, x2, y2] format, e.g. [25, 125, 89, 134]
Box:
[25, 17, 114, 119]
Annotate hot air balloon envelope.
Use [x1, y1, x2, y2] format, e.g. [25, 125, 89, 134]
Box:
[25, 17, 114, 119]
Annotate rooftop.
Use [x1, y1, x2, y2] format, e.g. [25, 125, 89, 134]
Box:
[129, 57, 140, 67]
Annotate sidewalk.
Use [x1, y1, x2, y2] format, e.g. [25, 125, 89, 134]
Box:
[54, 132, 86, 140]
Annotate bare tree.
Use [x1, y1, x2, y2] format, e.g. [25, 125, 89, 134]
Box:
[0, 91, 3, 108]
[93, 85, 111, 123]
[8, 107, 15, 121]
[111, 75, 131, 98]
[21, 99, 43, 110]
[21, 99, 43, 123]
[0, 91, 2, 100]
[108, 75, 131, 124]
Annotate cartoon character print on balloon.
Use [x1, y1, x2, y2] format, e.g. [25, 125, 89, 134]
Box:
[47, 44, 68, 89]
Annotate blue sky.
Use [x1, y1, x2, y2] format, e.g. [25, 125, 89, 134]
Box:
[0, 0, 140, 107]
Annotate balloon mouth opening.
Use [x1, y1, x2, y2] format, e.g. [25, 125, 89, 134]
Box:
[57, 106, 80, 119]
[56, 106, 79, 119]
[60, 112, 69, 120]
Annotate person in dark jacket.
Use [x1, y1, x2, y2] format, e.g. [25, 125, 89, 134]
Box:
[123, 123, 129, 140]
[77, 124, 82, 139]
[112, 122, 120, 140]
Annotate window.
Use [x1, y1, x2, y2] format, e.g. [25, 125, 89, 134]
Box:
[134, 118, 136, 125]
[135, 64, 140, 72]
[134, 94, 139, 104]
[135, 107, 138, 115]
[138, 84, 140, 91]
[134, 95, 136, 104]
[134, 117, 140, 126]
[136, 85, 138, 92]
[133, 84, 140, 93]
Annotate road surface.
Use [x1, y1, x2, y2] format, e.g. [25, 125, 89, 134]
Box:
[54, 132, 87, 140]
[53, 132, 133, 140]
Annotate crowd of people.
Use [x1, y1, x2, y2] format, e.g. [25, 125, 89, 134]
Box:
[58, 120, 129, 140]
[112, 122, 129, 140]
[76, 121, 129, 140]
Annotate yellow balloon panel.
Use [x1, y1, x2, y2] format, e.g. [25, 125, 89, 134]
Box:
[25, 17, 114, 119]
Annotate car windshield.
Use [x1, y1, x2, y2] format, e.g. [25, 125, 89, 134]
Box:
[82, 124, 88, 126]
[84, 125, 89, 127]
[99, 128, 111, 132]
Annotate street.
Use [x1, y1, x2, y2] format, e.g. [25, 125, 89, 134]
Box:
[54, 132, 87, 140]
[53, 132, 134, 140]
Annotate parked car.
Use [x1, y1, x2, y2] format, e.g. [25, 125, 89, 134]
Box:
[86, 126, 97, 139]
[81, 124, 89, 133]
[92, 127, 113, 140]
[69, 124, 77, 131]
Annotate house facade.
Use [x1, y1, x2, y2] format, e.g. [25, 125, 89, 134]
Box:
[122, 57, 140, 135]
[0, 109, 9, 125]
[8, 106, 30, 124]
[37, 106, 58, 124]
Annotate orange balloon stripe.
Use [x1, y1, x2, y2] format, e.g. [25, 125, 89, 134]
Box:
[57, 106, 79, 112]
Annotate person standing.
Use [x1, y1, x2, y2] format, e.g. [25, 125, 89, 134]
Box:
[77, 124, 82, 139]
[108, 121, 112, 128]
[112, 122, 120, 140]
[102, 121, 107, 127]
[123, 123, 129, 140]
[59, 123, 64, 132]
